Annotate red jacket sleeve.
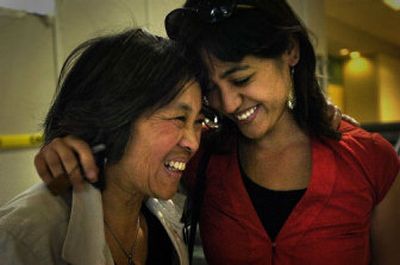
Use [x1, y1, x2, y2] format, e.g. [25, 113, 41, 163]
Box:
[339, 121, 400, 204]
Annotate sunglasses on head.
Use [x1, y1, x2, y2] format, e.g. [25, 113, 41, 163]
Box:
[165, 0, 258, 40]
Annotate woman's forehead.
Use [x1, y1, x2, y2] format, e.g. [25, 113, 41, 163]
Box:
[170, 81, 202, 107]
[203, 54, 258, 75]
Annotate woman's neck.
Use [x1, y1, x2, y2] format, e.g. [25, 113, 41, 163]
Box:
[102, 166, 145, 226]
[238, 110, 312, 191]
[101, 165, 149, 265]
[241, 110, 307, 152]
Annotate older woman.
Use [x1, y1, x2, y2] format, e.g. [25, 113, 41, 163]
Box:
[0, 28, 205, 265]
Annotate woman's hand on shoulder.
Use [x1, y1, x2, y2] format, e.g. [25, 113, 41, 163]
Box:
[327, 102, 359, 129]
[34, 136, 99, 193]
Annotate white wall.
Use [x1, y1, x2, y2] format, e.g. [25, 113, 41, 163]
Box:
[289, 0, 326, 56]
[0, 13, 56, 204]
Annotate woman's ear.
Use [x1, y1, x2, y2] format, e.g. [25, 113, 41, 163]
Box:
[285, 39, 300, 67]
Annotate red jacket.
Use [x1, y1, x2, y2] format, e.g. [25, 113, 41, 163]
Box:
[185, 122, 399, 265]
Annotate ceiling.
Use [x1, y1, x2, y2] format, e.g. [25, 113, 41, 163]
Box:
[325, 0, 400, 57]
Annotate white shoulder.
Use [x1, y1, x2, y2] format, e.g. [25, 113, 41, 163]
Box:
[0, 183, 70, 262]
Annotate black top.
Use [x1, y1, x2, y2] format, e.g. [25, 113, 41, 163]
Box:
[241, 168, 306, 242]
[142, 206, 176, 265]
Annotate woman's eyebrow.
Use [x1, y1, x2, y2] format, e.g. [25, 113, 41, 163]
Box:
[220, 65, 250, 79]
[175, 102, 194, 113]
[177, 102, 205, 117]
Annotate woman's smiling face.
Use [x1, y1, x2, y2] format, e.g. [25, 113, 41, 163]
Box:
[205, 47, 299, 141]
[113, 80, 204, 200]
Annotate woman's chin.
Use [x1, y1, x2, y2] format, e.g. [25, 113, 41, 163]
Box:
[153, 188, 178, 200]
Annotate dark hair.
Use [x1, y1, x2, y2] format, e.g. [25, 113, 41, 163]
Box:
[44, 28, 201, 165]
[168, 0, 340, 140]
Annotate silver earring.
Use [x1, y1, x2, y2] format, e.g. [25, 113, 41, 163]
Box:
[203, 96, 209, 106]
[287, 67, 296, 109]
[287, 90, 295, 109]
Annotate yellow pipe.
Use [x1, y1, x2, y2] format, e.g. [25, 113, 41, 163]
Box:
[0, 133, 43, 149]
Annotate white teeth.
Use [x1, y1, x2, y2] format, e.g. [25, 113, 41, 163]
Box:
[166, 161, 186, 171]
[236, 106, 257, 121]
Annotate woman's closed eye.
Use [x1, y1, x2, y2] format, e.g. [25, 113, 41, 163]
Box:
[231, 74, 254, 87]
[173, 116, 187, 124]
[171, 115, 205, 129]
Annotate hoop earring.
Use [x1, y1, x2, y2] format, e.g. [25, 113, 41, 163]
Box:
[287, 67, 296, 110]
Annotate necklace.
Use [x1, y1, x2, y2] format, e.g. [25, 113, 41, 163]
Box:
[104, 215, 141, 265]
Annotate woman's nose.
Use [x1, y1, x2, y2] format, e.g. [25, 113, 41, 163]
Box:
[220, 88, 241, 114]
[179, 127, 200, 155]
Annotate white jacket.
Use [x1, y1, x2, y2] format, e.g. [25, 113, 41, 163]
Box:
[0, 183, 189, 265]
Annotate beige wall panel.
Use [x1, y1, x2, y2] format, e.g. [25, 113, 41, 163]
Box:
[343, 57, 379, 123]
[378, 54, 400, 122]
[57, 0, 147, 64]
[0, 13, 55, 204]
[147, 0, 184, 36]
